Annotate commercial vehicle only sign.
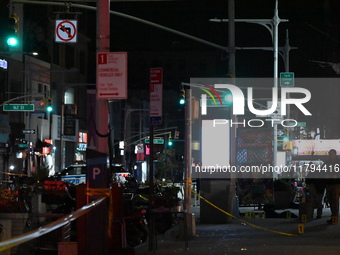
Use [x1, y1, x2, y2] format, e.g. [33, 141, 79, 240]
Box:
[96, 52, 128, 100]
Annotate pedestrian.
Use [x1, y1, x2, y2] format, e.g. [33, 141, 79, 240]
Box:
[322, 149, 340, 224]
[305, 162, 326, 219]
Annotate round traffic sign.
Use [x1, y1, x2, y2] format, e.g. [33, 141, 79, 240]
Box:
[55, 20, 77, 43]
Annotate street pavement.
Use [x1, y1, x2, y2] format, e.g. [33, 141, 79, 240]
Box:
[135, 207, 340, 255]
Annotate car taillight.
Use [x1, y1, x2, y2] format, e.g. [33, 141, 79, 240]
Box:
[140, 209, 146, 214]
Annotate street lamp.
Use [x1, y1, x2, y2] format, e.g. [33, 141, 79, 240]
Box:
[209, 0, 288, 168]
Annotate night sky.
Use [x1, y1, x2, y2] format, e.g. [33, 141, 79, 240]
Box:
[2, 0, 340, 137]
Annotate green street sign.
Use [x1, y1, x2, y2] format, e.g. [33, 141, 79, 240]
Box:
[18, 144, 28, 148]
[296, 122, 306, 127]
[3, 104, 35, 111]
[280, 72, 294, 87]
[145, 138, 164, 144]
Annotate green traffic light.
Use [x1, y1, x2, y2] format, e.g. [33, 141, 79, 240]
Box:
[222, 91, 233, 105]
[7, 36, 18, 47]
[168, 140, 173, 146]
[179, 98, 185, 105]
[46, 105, 53, 112]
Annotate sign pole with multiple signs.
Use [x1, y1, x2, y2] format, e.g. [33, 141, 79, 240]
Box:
[148, 67, 163, 251]
[149, 68, 163, 125]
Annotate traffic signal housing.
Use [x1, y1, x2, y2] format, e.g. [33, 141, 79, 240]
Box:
[7, 13, 19, 47]
[46, 97, 53, 112]
[40, 97, 53, 112]
[168, 135, 173, 146]
[179, 89, 185, 105]
[222, 90, 233, 106]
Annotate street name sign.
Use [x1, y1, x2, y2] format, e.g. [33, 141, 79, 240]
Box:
[280, 72, 294, 87]
[97, 52, 128, 100]
[296, 122, 306, 127]
[145, 138, 164, 144]
[3, 104, 34, 111]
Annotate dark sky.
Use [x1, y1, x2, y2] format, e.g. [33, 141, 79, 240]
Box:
[2, 0, 340, 135]
[2, 0, 339, 77]
[104, 0, 340, 77]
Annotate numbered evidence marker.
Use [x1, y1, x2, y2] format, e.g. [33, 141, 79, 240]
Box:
[301, 214, 307, 223]
[332, 216, 338, 224]
[245, 212, 255, 218]
[298, 224, 304, 234]
[258, 212, 266, 219]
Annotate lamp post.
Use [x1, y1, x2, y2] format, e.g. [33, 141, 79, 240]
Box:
[210, 0, 288, 168]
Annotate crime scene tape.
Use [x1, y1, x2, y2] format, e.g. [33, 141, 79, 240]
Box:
[86, 188, 114, 237]
[138, 194, 149, 201]
[0, 171, 28, 177]
[86, 188, 111, 196]
[0, 194, 108, 252]
[190, 188, 298, 237]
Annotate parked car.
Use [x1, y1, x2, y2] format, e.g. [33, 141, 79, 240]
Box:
[58, 162, 86, 185]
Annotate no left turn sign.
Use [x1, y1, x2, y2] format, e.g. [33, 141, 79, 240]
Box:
[55, 20, 77, 43]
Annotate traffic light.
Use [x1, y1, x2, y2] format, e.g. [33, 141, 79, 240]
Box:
[7, 13, 19, 47]
[179, 89, 185, 105]
[174, 131, 179, 139]
[39, 98, 46, 109]
[40, 97, 53, 112]
[168, 135, 173, 146]
[46, 97, 53, 112]
[222, 91, 233, 106]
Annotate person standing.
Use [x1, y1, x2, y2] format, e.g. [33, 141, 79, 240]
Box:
[323, 149, 340, 224]
[305, 163, 326, 219]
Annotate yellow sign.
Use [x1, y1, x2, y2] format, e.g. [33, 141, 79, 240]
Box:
[283, 141, 293, 151]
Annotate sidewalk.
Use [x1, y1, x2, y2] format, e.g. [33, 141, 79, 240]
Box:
[135, 207, 340, 255]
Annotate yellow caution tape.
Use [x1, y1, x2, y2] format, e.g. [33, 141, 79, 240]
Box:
[138, 194, 149, 201]
[86, 188, 113, 237]
[86, 188, 111, 196]
[191, 189, 298, 237]
[0, 171, 28, 177]
[183, 178, 192, 186]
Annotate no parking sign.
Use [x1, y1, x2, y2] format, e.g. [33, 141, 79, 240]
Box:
[55, 20, 77, 43]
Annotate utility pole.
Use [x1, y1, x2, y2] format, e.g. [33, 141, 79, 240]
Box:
[184, 88, 192, 212]
[227, 0, 236, 223]
[96, 1, 110, 154]
[80, 1, 110, 255]
[210, 0, 288, 170]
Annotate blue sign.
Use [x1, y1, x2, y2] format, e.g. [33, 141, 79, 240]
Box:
[150, 116, 162, 125]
